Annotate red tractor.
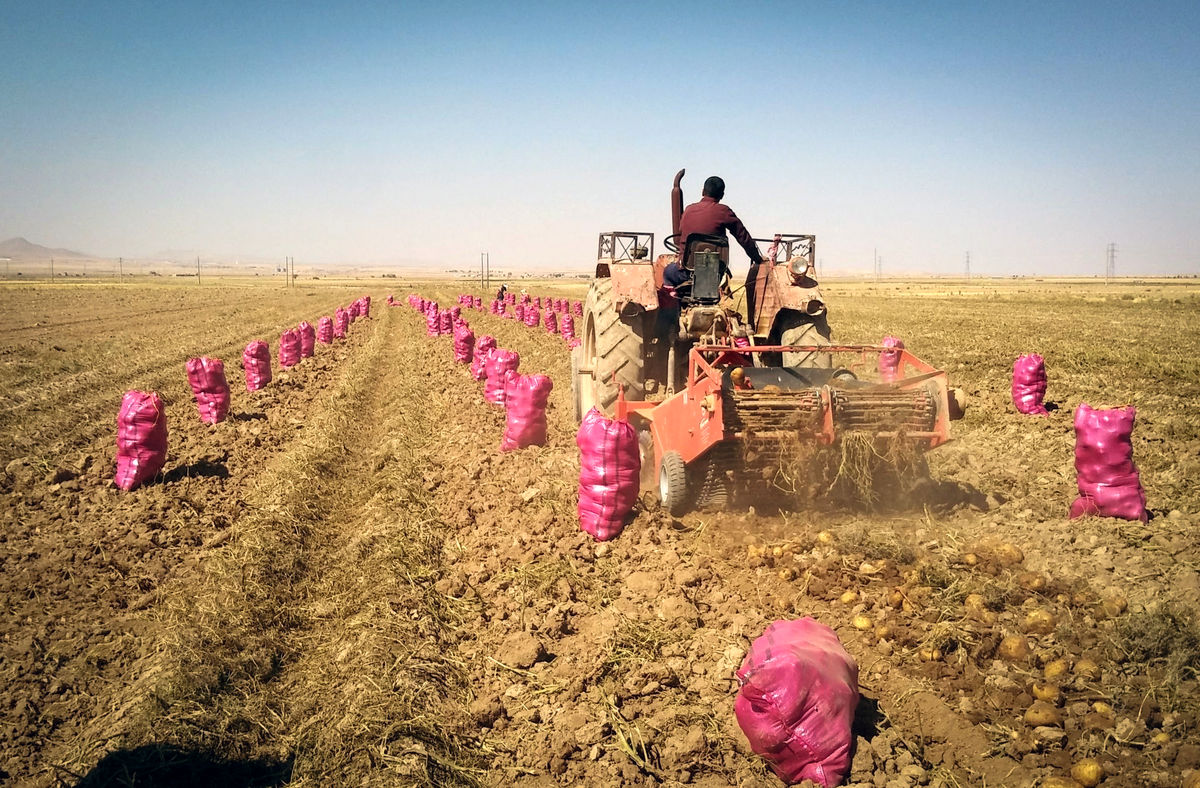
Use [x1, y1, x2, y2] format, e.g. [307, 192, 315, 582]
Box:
[571, 170, 961, 514]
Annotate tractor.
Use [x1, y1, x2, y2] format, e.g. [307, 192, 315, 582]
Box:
[571, 170, 961, 514]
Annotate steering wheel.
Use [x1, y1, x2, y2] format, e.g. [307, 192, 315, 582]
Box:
[664, 234, 680, 253]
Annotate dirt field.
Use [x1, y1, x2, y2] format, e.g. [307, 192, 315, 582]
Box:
[2, 277, 1198, 788]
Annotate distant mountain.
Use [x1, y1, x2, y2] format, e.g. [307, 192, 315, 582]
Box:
[0, 237, 90, 259]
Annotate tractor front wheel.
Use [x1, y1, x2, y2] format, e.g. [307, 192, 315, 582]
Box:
[778, 310, 833, 369]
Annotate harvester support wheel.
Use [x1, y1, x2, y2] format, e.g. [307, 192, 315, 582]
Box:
[579, 278, 647, 417]
[658, 451, 691, 516]
[778, 311, 833, 369]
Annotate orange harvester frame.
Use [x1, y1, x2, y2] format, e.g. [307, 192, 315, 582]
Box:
[614, 344, 952, 480]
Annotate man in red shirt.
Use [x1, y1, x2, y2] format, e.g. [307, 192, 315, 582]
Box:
[665, 176, 764, 309]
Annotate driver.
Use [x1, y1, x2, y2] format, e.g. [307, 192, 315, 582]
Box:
[663, 175, 764, 306]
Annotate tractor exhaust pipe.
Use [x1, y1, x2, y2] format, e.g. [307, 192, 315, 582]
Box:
[671, 168, 685, 239]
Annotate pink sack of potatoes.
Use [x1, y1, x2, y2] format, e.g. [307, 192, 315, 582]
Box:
[1069, 403, 1148, 523]
[559, 312, 575, 338]
[317, 316, 333, 344]
[534, 296, 542, 308]
[450, 306, 461, 321]
[471, 336, 497, 381]
[572, 300, 583, 316]
[279, 329, 300, 368]
[501, 373, 553, 451]
[475, 296, 483, 309]
[524, 307, 539, 328]
[544, 310, 558, 333]
[515, 303, 525, 322]
[453, 324, 475, 364]
[298, 321, 316, 357]
[346, 302, 357, 323]
[484, 349, 520, 406]
[1012, 354, 1049, 415]
[334, 308, 348, 339]
[878, 336, 904, 383]
[576, 407, 640, 540]
[439, 310, 453, 335]
[115, 390, 168, 491]
[425, 309, 440, 337]
[185, 357, 230, 425]
[361, 296, 371, 317]
[243, 340, 272, 391]
[735, 618, 860, 787]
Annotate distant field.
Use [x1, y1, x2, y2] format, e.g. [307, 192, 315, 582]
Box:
[2, 276, 1198, 787]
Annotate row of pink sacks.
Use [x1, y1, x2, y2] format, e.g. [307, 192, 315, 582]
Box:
[117, 294, 373, 491]
[411, 298, 552, 453]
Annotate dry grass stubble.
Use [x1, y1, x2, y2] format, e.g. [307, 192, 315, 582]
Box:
[137, 308, 484, 786]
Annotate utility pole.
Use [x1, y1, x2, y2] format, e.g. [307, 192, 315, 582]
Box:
[873, 248, 881, 282]
[50, 258, 54, 280]
[965, 251, 971, 280]
[118, 257, 123, 278]
[196, 256, 201, 285]
[480, 252, 485, 290]
[1105, 243, 1117, 283]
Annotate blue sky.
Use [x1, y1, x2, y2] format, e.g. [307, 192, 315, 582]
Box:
[1, 1, 1197, 274]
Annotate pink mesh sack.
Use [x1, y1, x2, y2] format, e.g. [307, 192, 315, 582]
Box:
[501, 373, 553, 451]
[1069, 403, 1148, 522]
[1012, 354, 1049, 415]
[334, 308, 348, 339]
[115, 390, 168, 491]
[298, 321, 316, 357]
[576, 408, 640, 540]
[347, 302, 357, 323]
[425, 309, 440, 336]
[361, 296, 371, 317]
[317, 316, 333, 344]
[535, 296, 542, 308]
[524, 307, 539, 328]
[279, 329, 300, 368]
[484, 350, 520, 406]
[559, 312, 574, 337]
[449, 306, 461, 321]
[515, 303, 525, 322]
[453, 324, 475, 364]
[544, 311, 558, 333]
[185, 357, 230, 425]
[243, 340, 272, 391]
[735, 618, 859, 787]
[439, 310, 453, 335]
[878, 336, 904, 382]
[471, 336, 497, 381]
[572, 300, 583, 316]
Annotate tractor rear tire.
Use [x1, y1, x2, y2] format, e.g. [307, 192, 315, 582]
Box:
[580, 278, 648, 416]
[779, 311, 833, 369]
[659, 451, 691, 516]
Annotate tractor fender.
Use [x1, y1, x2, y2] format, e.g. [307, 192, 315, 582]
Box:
[609, 260, 663, 313]
[752, 261, 827, 335]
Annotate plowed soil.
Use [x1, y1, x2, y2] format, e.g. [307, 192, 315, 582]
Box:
[2, 278, 1198, 788]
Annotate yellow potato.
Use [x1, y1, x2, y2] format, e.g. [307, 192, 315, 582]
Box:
[874, 623, 894, 640]
[839, 590, 858, 604]
[1070, 757, 1103, 787]
[816, 530, 833, 545]
[1017, 572, 1048, 592]
[994, 542, 1025, 566]
[1024, 700, 1062, 727]
[962, 552, 979, 567]
[1043, 657, 1070, 680]
[853, 614, 873, 631]
[1075, 658, 1101, 680]
[1023, 608, 1057, 636]
[998, 635, 1031, 661]
[918, 646, 943, 661]
[1032, 683, 1061, 703]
